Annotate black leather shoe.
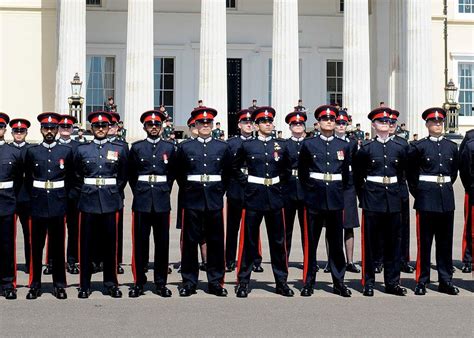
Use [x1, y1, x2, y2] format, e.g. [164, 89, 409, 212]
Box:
[128, 285, 144, 298]
[26, 288, 41, 300]
[323, 263, 331, 273]
[208, 285, 228, 297]
[156, 285, 172, 297]
[67, 263, 79, 275]
[346, 262, 360, 273]
[363, 285, 374, 297]
[374, 264, 383, 274]
[276, 283, 294, 297]
[461, 262, 472, 273]
[43, 264, 52, 275]
[179, 285, 197, 297]
[117, 265, 124, 274]
[401, 262, 415, 273]
[253, 265, 264, 273]
[333, 283, 352, 297]
[4, 289, 17, 300]
[438, 282, 459, 295]
[300, 285, 314, 297]
[108, 286, 122, 298]
[226, 261, 236, 272]
[385, 285, 407, 296]
[78, 288, 90, 299]
[199, 262, 207, 272]
[53, 287, 67, 300]
[235, 283, 249, 298]
[414, 283, 426, 295]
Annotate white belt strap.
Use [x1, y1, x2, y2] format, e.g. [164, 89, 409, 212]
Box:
[33, 180, 65, 189]
[138, 175, 167, 183]
[419, 175, 451, 183]
[84, 178, 117, 186]
[309, 172, 342, 182]
[187, 174, 221, 183]
[366, 176, 398, 184]
[247, 175, 280, 186]
[0, 181, 14, 189]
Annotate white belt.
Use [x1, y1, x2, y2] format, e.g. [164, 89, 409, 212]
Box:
[419, 175, 451, 184]
[247, 175, 280, 186]
[33, 180, 65, 189]
[292, 169, 298, 176]
[187, 174, 221, 183]
[138, 175, 167, 183]
[309, 172, 342, 182]
[367, 176, 398, 184]
[84, 178, 117, 186]
[0, 181, 14, 189]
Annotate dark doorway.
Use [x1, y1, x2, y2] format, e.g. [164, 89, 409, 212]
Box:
[227, 58, 242, 137]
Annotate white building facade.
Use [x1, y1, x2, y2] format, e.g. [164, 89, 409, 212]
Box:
[0, 0, 473, 140]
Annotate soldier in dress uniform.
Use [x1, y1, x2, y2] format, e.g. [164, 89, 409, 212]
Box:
[225, 109, 264, 272]
[233, 106, 294, 298]
[283, 110, 306, 261]
[407, 108, 459, 295]
[175, 107, 232, 297]
[298, 105, 352, 297]
[389, 110, 415, 273]
[353, 107, 408, 296]
[9, 118, 32, 274]
[23, 112, 74, 300]
[0, 113, 22, 299]
[354, 124, 365, 141]
[57, 115, 81, 274]
[128, 110, 176, 298]
[334, 110, 360, 273]
[74, 111, 128, 298]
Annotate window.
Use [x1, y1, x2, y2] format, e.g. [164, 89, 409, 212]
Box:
[339, 0, 344, 12]
[154, 57, 175, 118]
[326, 60, 343, 106]
[226, 0, 236, 9]
[268, 59, 303, 105]
[459, 63, 473, 116]
[86, 0, 101, 6]
[459, 0, 473, 13]
[86, 56, 115, 115]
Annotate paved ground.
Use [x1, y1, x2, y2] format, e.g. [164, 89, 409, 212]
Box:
[0, 181, 472, 336]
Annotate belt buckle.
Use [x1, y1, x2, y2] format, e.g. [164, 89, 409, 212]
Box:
[292, 169, 298, 176]
[323, 173, 332, 182]
[437, 176, 445, 184]
[383, 176, 391, 184]
[45, 180, 54, 189]
[264, 178, 273, 186]
[149, 175, 157, 183]
[95, 178, 105, 186]
[200, 174, 210, 183]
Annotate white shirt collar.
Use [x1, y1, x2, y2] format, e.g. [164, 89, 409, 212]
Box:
[108, 136, 117, 142]
[42, 142, 57, 149]
[240, 135, 253, 141]
[13, 141, 26, 148]
[319, 134, 334, 142]
[197, 137, 212, 143]
[0, 140, 5, 146]
[59, 138, 71, 144]
[147, 137, 160, 144]
[93, 138, 108, 145]
[257, 135, 273, 142]
[375, 136, 391, 144]
[335, 134, 347, 141]
[429, 135, 444, 142]
[291, 136, 305, 142]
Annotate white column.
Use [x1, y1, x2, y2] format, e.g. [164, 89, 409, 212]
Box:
[389, 0, 404, 112]
[124, 0, 154, 140]
[272, 0, 299, 136]
[343, 0, 371, 133]
[55, 0, 86, 120]
[199, 0, 227, 132]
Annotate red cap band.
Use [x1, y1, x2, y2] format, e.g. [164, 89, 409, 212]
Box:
[288, 115, 305, 124]
[336, 115, 349, 122]
[425, 112, 445, 120]
[0, 118, 7, 124]
[255, 112, 274, 120]
[371, 112, 390, 120]
[194, 113, 215, 121]
[144, 114, 162, 123]
[91, 115, 110, 123]
[40, 116, 59, 124]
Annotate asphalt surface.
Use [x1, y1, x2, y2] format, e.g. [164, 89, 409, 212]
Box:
[0, 181, 472, 336]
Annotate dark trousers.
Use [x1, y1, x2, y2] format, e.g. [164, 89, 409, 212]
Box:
[79, 212, 118, 290]
[0, 214, 16, 290]
[181, 208, 225, 288]
[362, 211, 401, 287]
[17, 207, 30, 270]
[416, 211, 454, 285]
[226, 198, 263, 266]
[400, 198, 410, 263]
[132, 211, 170, 287]
[29, 216, 66, 289]
[284, 199, 305, 260]
[302, 209, 346, 286]
[462, 194, 472, 264]
[66, 198, 79, 265]
[237, 208, 288, 285]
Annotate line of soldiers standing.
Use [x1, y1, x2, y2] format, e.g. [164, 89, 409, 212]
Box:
[0, 101, 472, 300]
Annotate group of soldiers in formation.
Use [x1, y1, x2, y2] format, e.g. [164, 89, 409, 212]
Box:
[0, 100, 472, 300]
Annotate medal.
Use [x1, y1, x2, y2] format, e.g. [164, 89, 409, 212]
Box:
[337, 150, 345, 160]
[59, 158, 65, 169]
[163, 153, 168, 164]
[107, 150, 119, 161]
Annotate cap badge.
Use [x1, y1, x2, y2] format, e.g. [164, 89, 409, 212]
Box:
[151, 113, 156, 120]
[98, 115, 103, 121]
[48, 116, 52, 122]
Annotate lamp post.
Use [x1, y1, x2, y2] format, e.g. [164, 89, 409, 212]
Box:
[443, 79, 462, 138]
[68, 73, 84, 125]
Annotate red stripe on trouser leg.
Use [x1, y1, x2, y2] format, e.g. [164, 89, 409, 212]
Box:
[415, 211, 421, 282]
[115, 211, 119, 282]
[28, 217, 34, 287]
[360, 211, 365, 287]
[179, 209, 185, 256]
[462, 193, 469, 260]
[13, 214, 17, 288]
[63, 216, 68, 287]
[44, 233, 49, 264]
[131, 211, 137, 284]
[78, 212, 82, 288]
[236, 209, 246, 283]
[281, 208, 289, 269]
[221, 210, 226, 287]
[302, 208, 309, 283]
